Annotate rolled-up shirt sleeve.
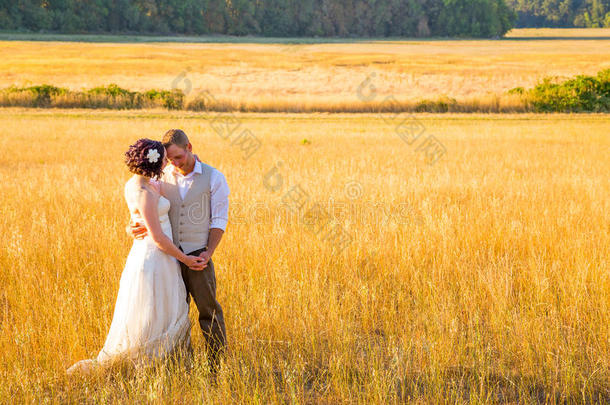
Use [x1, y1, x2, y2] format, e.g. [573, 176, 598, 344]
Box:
[210, 169, 229, 231]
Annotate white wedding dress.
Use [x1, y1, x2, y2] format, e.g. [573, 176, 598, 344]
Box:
[68, 182, 190, 374]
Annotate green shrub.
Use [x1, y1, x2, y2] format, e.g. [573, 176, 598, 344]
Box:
[88, 84, 138, 109]
[0, 83, 185, 110]
[143, 89, 184, 110]
[508, 87, 524, 95]
[524, 69, 610, 112]
[21, 85, 68, 106]
[415, 96, 457, 113]
[88, 84, 134, 98]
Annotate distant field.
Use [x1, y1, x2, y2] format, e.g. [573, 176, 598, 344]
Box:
[504, 27, 610, 38]
[0, 28, 608, 111]
[0, 109, 608, 402]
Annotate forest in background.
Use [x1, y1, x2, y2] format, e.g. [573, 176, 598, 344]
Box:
[0, 0, 515, 38]
[0, 1, 609, 37]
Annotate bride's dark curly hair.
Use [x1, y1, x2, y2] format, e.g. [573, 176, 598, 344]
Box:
[124, 138, 165, 179]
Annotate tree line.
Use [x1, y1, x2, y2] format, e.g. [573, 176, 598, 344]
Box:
[1, 1, 607, 38]
[506, 0, 610, 27]
[0, 0, 515, 38]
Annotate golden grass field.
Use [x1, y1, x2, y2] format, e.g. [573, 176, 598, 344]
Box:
[0, 28, 609, 403]
[0, 108, 608, 402]
[1, 28, 609, 112]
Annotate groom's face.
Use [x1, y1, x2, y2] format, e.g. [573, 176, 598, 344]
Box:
[166, 143, 194, 174]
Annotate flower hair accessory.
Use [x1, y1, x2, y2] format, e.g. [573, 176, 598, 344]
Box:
[146, 148, 160, 163]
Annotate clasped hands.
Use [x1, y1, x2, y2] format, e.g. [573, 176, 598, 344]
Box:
[126, 220, 209, 271]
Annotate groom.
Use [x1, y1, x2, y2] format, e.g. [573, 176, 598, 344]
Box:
[130, 128, 228, 373]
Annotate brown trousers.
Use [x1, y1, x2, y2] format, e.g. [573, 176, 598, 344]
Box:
[179, 247, 226, 370]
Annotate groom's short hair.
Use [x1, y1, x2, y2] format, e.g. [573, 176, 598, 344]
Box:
[162, 129, 189, 149]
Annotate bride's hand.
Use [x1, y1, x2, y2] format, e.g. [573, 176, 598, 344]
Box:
[183, 255, 206, 271]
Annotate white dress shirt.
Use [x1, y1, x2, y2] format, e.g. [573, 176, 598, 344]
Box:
[153, 160, 229, 231]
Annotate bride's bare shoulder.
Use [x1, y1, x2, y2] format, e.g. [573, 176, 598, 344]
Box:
[124, 176, 140, 195]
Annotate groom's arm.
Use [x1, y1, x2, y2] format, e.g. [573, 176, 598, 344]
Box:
[199, 228, 223, 265]
[205, 228, 224, 257]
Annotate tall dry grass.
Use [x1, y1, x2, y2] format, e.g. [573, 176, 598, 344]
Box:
[0, 108, 608, 402]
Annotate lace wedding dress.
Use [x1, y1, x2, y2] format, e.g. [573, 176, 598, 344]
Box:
[67, 182, 190, 374]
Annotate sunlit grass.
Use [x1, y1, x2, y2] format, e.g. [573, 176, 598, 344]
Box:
[0, 108, 608, 402]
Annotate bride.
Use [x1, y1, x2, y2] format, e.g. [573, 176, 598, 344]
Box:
[67, 138, 205, 374]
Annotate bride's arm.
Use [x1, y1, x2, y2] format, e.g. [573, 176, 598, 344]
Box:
[137, 187, 206, 270]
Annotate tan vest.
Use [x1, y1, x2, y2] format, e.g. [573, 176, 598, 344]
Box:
[161, 163, 213, 254]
